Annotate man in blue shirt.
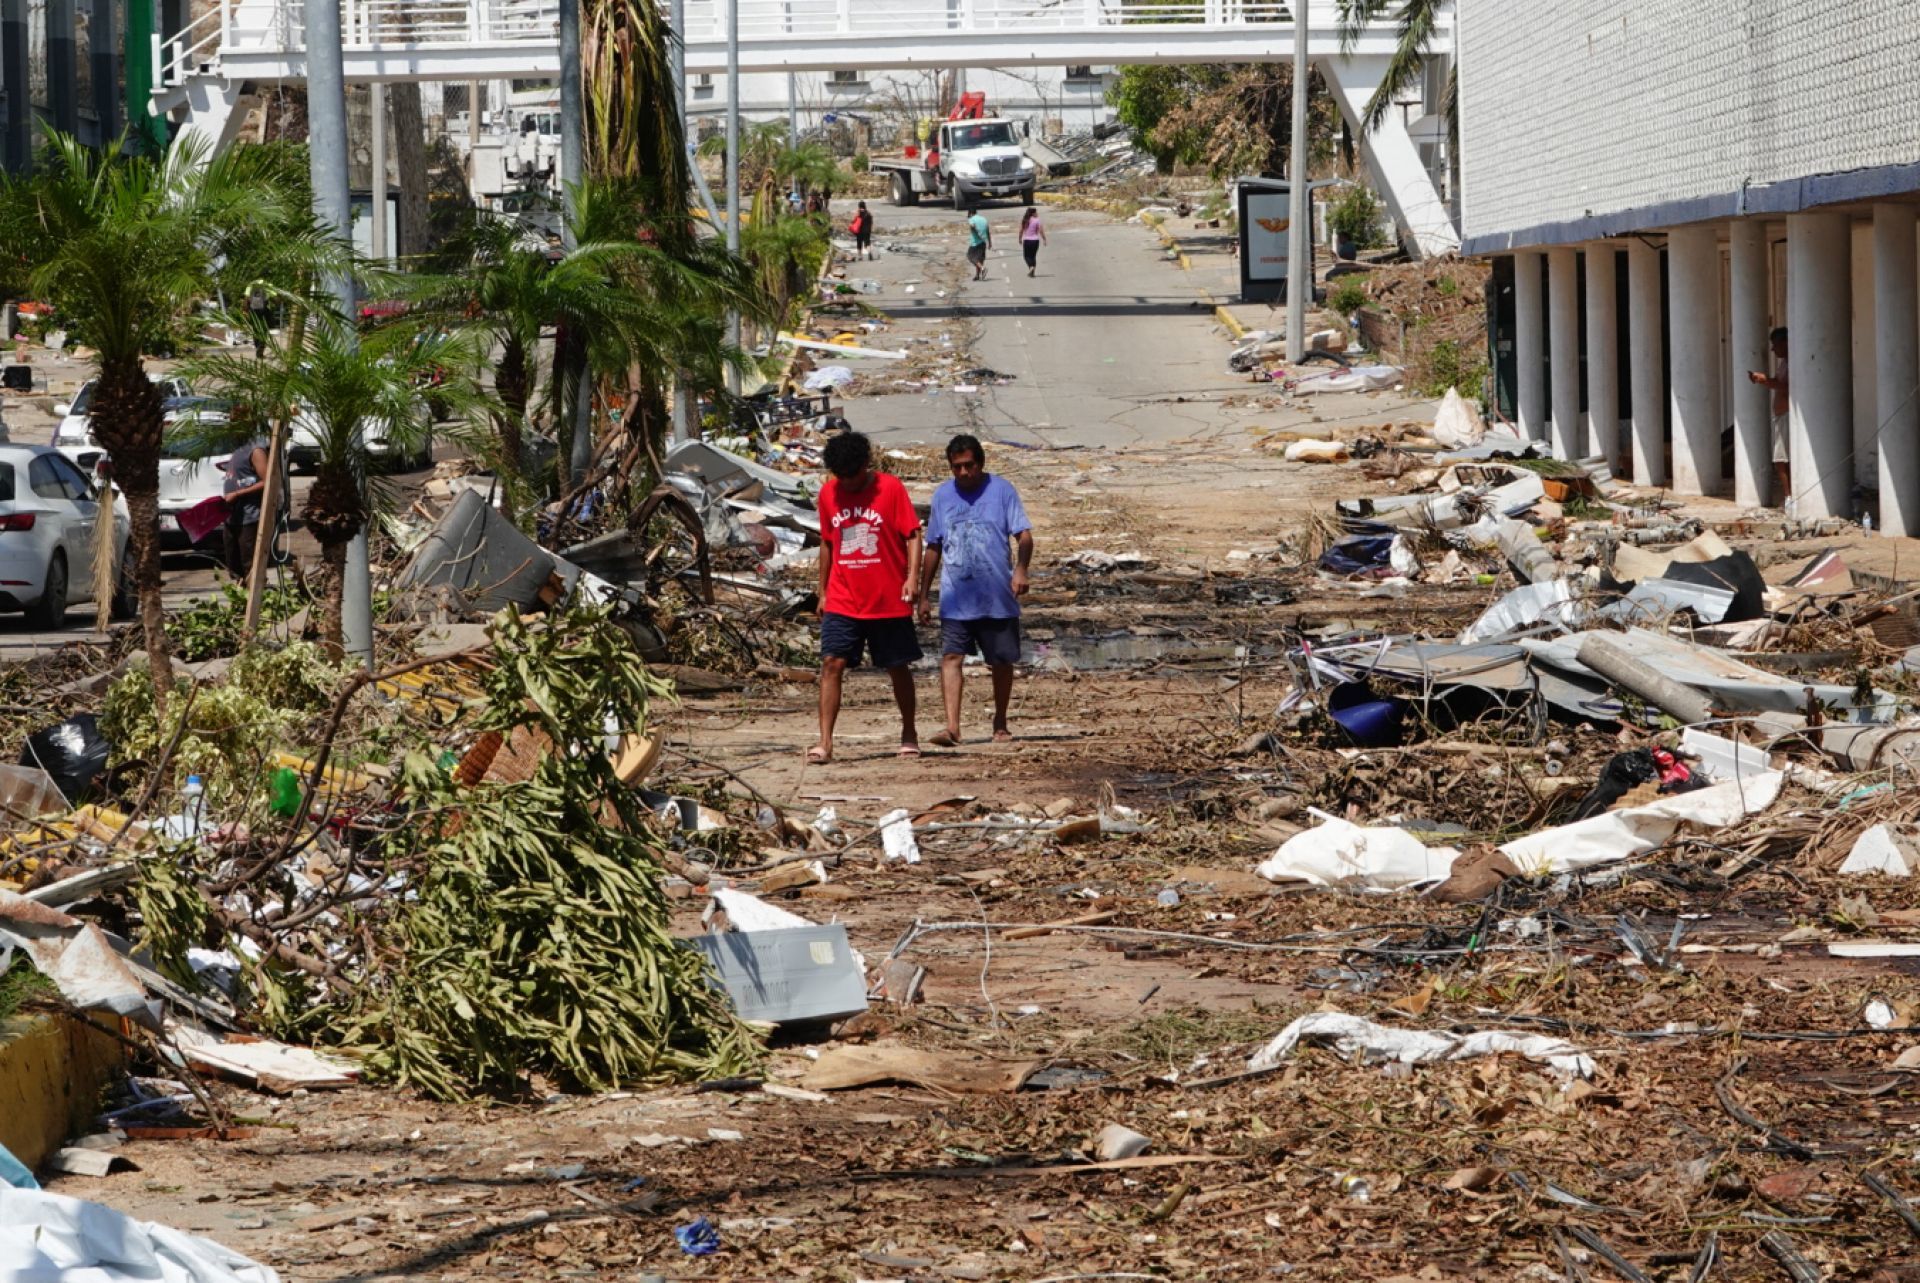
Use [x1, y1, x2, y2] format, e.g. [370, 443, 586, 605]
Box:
[917, 434, 1033, 746]
[965, 210, 992, 281]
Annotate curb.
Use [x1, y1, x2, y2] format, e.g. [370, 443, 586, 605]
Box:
[1140, 212, 1247, 340]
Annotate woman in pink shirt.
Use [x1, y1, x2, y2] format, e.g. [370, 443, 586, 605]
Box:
[1019, 206, 1047, 278]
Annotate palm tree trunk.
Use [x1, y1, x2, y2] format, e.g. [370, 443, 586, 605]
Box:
[317, 538, 347, 662]
[389, 83, 432, 258]
[123, 489, 173, 703]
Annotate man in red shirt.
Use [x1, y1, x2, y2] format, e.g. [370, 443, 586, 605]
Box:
[812, 431, 923, 763]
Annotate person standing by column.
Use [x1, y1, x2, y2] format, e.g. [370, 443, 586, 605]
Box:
[918, 434, 1033, 746]
[965, 208, 992, 281]
[1018, 205, 1047, 278]
[1749, 326, 1790, 507]
[812, 431, 923, 764]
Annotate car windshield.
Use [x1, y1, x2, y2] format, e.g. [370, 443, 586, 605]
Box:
[954, 123, 1016, 148]
[68, 383, 93, 415]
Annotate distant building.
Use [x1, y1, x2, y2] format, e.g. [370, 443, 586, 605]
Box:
[1459, 0, 1920, 533]
[1, 0, 134, 170]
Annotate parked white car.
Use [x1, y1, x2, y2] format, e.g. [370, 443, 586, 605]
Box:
[52, 375, 193, 471]
[0, 445, 132, 628]
[287, 406, 434, 474]
[156, 397, 237, 549]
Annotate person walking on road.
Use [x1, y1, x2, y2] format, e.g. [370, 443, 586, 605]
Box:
[1018, 206, 1047, 277]
[917, 434, 1033, 746]
[813, 431, 924, 764]
[965, 209, 992, 281]
[850, 201, 875, 260]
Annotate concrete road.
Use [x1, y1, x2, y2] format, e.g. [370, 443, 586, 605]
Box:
[833, 200, 1254, 450]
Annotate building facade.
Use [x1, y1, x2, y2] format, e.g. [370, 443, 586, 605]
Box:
[1459, 0, 1920, 532]
[0, 0, 145, 170]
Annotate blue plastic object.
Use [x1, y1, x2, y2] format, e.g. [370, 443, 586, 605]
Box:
[1327, 682, 1404, 747]
[0, 1140, 39, 1189]
[674, 1218, 721, 1257]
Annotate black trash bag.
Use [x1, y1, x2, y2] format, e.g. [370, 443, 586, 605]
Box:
[20, 713, 111, 803]
[1570, 748, 1660, 820]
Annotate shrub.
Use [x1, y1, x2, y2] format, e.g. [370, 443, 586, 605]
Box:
[1327, 278, 1369, 315]
[1326, 185, 1389, 251]
[851, 152, 870, 173]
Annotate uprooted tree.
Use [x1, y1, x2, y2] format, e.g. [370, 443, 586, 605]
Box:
[130, 607, 761, 1099]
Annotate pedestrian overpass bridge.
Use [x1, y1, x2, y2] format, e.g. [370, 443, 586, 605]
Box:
[152, 0, 1459, 254]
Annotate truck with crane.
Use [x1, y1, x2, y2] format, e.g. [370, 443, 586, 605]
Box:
[866, 93, 1041, 209]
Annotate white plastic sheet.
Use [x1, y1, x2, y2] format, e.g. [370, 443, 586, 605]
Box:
[1256, 811, 1459, 890]
[0, 1186, 280, 1283]
[1840, 824, 1920, 877]
[1499, 772, 1785, 875]
[1247, 1011, 1595, 1079]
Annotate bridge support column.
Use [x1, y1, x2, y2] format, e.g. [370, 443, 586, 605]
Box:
[1317, 54, 1458, 259]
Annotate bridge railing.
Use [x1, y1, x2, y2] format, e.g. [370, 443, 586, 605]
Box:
[158, 0, 1441, 80]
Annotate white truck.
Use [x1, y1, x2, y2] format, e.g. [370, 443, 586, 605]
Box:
[869, 117, 1040, 210]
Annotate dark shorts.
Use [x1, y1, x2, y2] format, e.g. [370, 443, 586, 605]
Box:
[967, 243, 987, 265]
[940, 616, 1021, 665]
[821, 612, 923, 670]
[855, 231, 872, 249]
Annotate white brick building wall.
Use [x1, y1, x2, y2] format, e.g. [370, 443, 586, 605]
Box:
[1459, 0, 1920, 250]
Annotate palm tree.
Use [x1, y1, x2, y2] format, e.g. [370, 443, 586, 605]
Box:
[0, 132, 291, 706]
[1336, 0, 1453, 142]
[187, 319, 483, 654]
[582, 0, 691, 213]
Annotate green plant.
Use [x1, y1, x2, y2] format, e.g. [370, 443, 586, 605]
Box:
[0, 953, 54, 1023]
[851, 152, 871, 174]
[1415, 336, 1489, 400]
[101, 641, 345, 807]
[1326, 184, 1387, 250]
[1327, 277, 1369, 315]
[325, 608, 762, 1097]
[167, 581, 313, 662]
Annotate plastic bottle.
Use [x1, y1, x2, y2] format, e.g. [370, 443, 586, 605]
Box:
[182, 775, 206, 838]
[1863, 511, 1874, 532]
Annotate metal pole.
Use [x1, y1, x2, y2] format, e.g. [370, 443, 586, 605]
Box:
[304, 0, 373, 669]
[725, 0, 742, 396]
[370, 85, 388, 262]
[1284, 1, 1311, 364]
[559, 0, 594, 480]
[670, 0, 693, 445]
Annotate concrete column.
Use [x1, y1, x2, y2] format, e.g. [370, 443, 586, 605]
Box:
[1547, 247, 1583, 458]
[1667, 225, 1723, 496]
[1729, 220, 1772, 507]
[1787, 211, 1854, 520]
[1852, 222, 1879, 489]
[1514, 250, 1546, 443]
[47, 0, 77, 134]
[1584, 243, 1620, 471]
[1, 0, 28, 172]
[1627, 238, 1667, 486]
[90, 0, 119, 141]
[1875, 204, 1920, 536]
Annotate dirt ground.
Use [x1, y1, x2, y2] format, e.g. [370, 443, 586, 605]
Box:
[28, 215, 1920, 1283]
